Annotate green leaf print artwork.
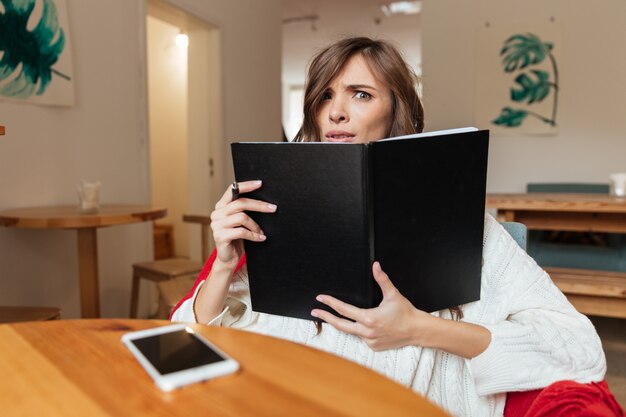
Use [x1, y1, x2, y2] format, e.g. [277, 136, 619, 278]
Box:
[492, 107, 528, 127]
[499, 33, 552, 72]
[492, 33, 559, 128]
[511, 70, 551, 104]
[0, 0, 70, 99]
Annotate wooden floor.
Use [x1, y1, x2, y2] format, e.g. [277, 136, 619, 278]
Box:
[590, 316, 626, 408]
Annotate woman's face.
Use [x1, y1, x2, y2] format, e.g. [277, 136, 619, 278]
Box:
[316, 54, 393, 144]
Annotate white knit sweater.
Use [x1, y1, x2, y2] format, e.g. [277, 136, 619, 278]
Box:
[172, 214, 606, 417]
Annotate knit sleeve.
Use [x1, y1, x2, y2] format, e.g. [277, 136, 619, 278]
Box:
[169, 249, 249, 325]
[466, 215, 606, 396]
[168, 280, 230, 325]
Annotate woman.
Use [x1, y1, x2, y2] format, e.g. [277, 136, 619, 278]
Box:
[171, 37, 606, 417]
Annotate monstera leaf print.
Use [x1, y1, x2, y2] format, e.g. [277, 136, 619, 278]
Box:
[492, 32, 559, 128]
[511, 70, 551, 104]
[492, 107, 529, 127]
[500, 33, 553, 73]
[0, 0, 69, 99]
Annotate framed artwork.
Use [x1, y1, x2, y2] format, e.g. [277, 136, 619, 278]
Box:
[476, 21, 561, 134]
[0, 0, 74, 106]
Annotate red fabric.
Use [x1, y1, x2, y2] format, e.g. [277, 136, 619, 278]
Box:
[505, 381, 625, 417]
[169, 249, 247, 319]
[505, 389, 543, 417]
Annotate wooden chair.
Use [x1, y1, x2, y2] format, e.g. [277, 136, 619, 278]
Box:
[154, 214, 212, 318]
[182, 213, 212, 262]
[129, 217, 205, 318]
[0, 125, 62, 323]
[156, 274, 197, 318]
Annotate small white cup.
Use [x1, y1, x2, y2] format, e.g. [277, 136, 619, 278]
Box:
[77, 180, 101, 213]
[609, 173, 626, 197]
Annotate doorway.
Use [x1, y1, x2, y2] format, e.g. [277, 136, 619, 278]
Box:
[146, 0, 222, 262]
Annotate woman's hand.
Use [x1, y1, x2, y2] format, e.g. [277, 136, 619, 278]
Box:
[194, 180, 276, 324]
[311, 262, 491, 357]
[210, 180, 277, 269]
[311, 261, 433, 351]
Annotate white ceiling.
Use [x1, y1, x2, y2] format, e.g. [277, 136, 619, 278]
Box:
[282, 0, 423, 85]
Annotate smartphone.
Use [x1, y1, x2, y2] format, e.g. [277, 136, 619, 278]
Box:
[121, 324, 239, 391]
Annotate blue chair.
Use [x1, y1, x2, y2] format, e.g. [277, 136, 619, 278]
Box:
[501, 221, 527, 251]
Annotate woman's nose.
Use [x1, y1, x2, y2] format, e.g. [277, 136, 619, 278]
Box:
[329, 99, 348, 123]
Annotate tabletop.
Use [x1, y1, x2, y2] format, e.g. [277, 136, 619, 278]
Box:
[486, 193, 626, 213]
[0, 204, 167, 229]
[0, 319, 450, 417]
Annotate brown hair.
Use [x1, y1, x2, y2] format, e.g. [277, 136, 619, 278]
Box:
[293, 37, 424, 142]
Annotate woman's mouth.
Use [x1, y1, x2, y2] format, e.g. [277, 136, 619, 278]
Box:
[325, 130, 356, 142]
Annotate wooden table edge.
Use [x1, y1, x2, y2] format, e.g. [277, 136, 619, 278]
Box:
[2, 319, 451, 417]
[0, 206, 167, 229]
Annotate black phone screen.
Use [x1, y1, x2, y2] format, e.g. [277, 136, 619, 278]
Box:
[130, 329, 226, 375]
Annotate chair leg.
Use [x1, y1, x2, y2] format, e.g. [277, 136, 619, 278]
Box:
[130, 273, 141, 318]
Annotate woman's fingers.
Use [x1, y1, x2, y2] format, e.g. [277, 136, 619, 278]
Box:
[215, 180, 263, 210]
[311, 309, 361, 335]
[214, 226, 267, 245]
[372, 262, 397, 298]
[211, 211, 267, 243]
[211, 198, 277, 224]
[213, 211, 263, 234]
[314, 294, 367, 324]
[220, 198, 277, 217]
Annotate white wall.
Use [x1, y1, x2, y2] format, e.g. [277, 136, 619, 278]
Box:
[0, 0, 282, 318]
[421, 0, 626, 192]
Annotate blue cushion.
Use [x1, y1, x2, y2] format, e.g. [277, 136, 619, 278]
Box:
[528, 239, 626, 271]
[526, 183, 609, 194]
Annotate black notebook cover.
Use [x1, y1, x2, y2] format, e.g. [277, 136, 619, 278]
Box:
[231, 128, 489, 321]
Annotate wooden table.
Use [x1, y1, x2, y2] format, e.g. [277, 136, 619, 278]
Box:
[487, 193, 626, 318]
[487, 193, 626, 232]
[0, 205, 166, 318]
[0, 319, 451, 417]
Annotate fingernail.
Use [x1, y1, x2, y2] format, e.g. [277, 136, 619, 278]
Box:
[254, 180, 262, 185]
[374, 262, 381, 272]
[268, 204, 277, 211]
[259, 234, 266, 241]
[310, 310, 318, 317]
[316, 295, 323, 302]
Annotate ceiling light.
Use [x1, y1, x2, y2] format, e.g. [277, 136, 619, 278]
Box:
[381, 1, 422, 16]
[176, 33, 189, 48]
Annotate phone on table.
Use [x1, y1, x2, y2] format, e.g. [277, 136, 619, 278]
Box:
[121, 324, 239, 391]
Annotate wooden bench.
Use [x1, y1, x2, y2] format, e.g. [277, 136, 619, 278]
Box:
[488, 192, 626, 319]
[547, 267, 626, 318]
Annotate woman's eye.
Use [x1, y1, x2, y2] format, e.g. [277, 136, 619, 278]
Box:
[355, 91, 372, 100]
[321, 91, 332, 101]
